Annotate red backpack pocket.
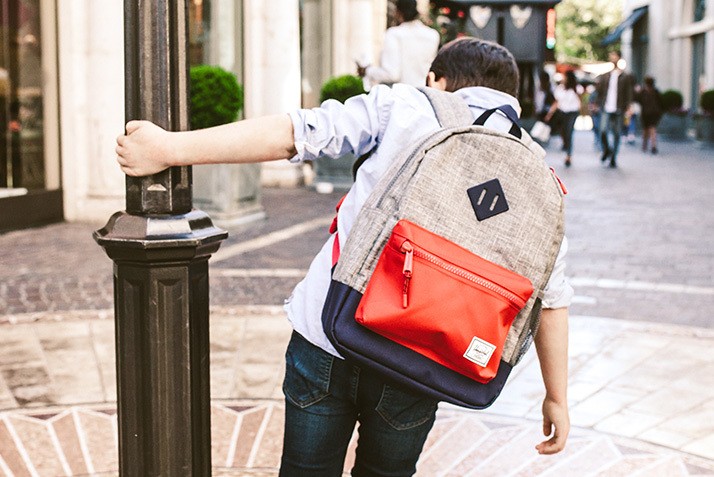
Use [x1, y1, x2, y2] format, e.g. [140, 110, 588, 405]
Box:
[355, 220, 534, 383]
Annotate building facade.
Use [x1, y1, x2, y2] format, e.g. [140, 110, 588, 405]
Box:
[0, 0, 389, 231]
[620, 0, 713, 110]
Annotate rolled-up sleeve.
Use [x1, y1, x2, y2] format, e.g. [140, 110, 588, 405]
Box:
[288, 86, 392, 163]
[542, 236, 574, 309]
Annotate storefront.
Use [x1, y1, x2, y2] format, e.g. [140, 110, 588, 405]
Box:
[0, 0, 61, 231]
[429, 0, 561, 118]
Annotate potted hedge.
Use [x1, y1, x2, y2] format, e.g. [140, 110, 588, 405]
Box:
[695, 89, 714, 143]
[320, 74, 366, 104]
[189, 65, 244, 129]
[314, 75, 366, 191]
[657, 89, 689, 140]
[189, 65, 260, 221]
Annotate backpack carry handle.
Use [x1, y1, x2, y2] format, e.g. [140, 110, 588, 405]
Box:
[473, 105, 523, 139]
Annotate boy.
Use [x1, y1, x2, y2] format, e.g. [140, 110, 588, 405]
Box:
[117, 38, 572, 476]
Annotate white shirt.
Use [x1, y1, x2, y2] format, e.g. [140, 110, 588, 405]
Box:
[287, 85, 574, 356]
[554, 84, 584, 113]
[605, 69, 621, 113]
[364, 20, 440, 88]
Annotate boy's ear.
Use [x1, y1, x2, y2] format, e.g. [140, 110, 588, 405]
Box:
[427, 72, 448, 91]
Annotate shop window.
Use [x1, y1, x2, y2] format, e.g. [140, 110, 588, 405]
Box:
[694, 0, 706, 22]
[189, 0, 211, 66]
[0, 0, 44, 193]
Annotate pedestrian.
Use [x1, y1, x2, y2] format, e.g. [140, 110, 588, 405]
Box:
[595, 50, 635, 168]
[635, 76, 664, 154]
[625, 100, 641, 145]
[535, 70, 556, 122]
[545, 70, 583, 167]
[116, 38, 573, 476]
[587, 85, 602, 151]
[357, 0, 440, 88]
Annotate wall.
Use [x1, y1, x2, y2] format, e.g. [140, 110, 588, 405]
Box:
[57, 0, 126, 222]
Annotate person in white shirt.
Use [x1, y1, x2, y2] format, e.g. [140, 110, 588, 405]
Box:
[357, 0, 440, 88]
[546, 70, 584, 167]
[116, 38, 572, 476]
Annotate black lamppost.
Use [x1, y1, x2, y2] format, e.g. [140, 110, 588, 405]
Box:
[93, 1, 227, 475]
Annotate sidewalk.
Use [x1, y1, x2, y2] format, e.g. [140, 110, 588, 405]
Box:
[1, 130, 713, 476]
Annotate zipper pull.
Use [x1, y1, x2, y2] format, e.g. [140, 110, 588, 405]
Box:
[401, 241, 413, 308]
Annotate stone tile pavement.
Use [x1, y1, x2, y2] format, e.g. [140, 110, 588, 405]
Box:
[0, 130, 713, 475]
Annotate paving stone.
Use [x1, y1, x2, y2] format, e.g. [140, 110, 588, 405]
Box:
[1, 135, 714, 474]
[5, 414, 68, 476]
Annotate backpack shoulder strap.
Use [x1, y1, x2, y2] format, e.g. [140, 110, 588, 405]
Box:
[418, 87, 473, 128]
[473, 105, 523, 139]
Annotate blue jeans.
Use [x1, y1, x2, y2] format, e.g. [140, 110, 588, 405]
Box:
[599, 112, 624, 160]
[280, 331, 439, 477]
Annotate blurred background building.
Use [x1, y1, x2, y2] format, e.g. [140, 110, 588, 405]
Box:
[615, 0, 712, 111]
[1, 0, 710, 232]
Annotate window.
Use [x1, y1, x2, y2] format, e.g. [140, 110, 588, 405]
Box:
[1, 0, 45, 192]
[694, 0, 706, 22]
[189, 0, 211, 66]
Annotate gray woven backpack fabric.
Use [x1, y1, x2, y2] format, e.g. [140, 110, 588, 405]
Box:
[332, 87, 566, 366]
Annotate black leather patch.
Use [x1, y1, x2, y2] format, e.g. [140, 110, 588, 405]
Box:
[467, 179, 509, 221]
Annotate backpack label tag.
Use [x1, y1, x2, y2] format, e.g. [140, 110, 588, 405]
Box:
[463, 336, 497, 367]
[467, 179, 509, 221]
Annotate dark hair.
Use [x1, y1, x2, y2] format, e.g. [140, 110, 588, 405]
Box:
[429, 38, 519, 96]
[396, 0, 419, 21]
[564, 70, 578, 91]
[644, 76, 655, 88]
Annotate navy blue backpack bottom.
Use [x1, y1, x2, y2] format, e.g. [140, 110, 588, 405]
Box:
[322, 280, 512, 409]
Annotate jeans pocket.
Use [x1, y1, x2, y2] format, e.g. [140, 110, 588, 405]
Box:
[283, 332, 333, 409]
[375, 384, 438, 431]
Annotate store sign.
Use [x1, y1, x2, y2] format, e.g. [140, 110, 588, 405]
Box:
[546, 8, 556, 49]
[510, 6, 532, 29]
[469, 6, 492, 29]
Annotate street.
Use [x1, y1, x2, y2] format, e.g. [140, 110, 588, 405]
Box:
[0, 129, 713, 475]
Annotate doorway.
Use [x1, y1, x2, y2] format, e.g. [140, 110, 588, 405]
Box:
[0, 0, 62, 231]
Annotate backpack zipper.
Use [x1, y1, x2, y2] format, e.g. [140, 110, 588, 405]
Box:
[399, 240, 526, 309]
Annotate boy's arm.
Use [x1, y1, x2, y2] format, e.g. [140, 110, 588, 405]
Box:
[116, 114, 296, 177]
[534, 306, 570, 455]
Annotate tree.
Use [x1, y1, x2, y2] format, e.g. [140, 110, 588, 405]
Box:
[555, 0, 623, 62]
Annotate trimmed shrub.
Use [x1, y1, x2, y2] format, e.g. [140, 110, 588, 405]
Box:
[660, 89, 684, 113]
[700, 90, 714, 114]
[320, 75, 366, 104]
[189, 65, 244, 130]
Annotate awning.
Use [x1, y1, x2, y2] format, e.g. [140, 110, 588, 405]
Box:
[601, 6, 648, 46]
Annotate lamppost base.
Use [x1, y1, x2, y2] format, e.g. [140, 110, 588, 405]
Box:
[94, 209, 227, 476]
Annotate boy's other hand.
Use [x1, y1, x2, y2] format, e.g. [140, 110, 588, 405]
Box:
[536, 396, 570, 455]
[116, 120, 174, 177]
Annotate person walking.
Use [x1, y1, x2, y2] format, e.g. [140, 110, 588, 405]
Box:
[545, 70, 583, 167]
[357, 0, 440, 88]
[535, 70, 556, 122]
[117, 38, 573, 476]
[636, 76, 664, 154]
[595, 50, 635, 168]
[586, 86, 602, 151]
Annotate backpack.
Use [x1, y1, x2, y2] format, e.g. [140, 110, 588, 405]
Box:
[322, 87, 566, 409]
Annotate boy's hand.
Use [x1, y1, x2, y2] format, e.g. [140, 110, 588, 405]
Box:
[536, 395, 570, 455]
[116, 120, 175, 177]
